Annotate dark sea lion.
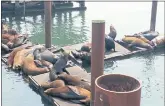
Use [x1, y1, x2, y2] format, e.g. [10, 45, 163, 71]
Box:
[22, 53, 50, 75]
[57, 73, 91, 91]
[105, 35, 115, 52]
[141, 31, 159, 41]
[81, 45, 91, 53]
[33, 48, 59, 64]
[44, 85, 91, 105]
[71, 51, 91, 65]
[2, 43, 11, 52]
[41, 79, 65, 90]
[80, 43, 92, 52]
[108, 25, 117, 40]
[2, 38, 9, 44]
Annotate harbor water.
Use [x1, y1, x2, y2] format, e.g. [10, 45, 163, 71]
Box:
[2, 2, 164, 106]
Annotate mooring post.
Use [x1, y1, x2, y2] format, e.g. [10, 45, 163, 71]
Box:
[44, 1, 52, 48]
[150, 1, 158, 31]
[91, 20, 105, 106]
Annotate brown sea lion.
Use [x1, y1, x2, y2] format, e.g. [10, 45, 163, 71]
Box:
[22, 53, 50, 75]
[124, 35, 153, 45]
[44, 85, 91, 105]
[108, 24, 117, 40]
[57, 73, 91, 91]
[7, 46, 30, 68]
[41, 79, 65, 89]
[12, 48, 32, 70]
[122, 36, 153, 49]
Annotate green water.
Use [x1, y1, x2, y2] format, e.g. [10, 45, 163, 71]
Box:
[1, 2, 164, 106]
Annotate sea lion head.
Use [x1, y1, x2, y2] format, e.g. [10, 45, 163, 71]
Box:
[81, 45, 91, 52]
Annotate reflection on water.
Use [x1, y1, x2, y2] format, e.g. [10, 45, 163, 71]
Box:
[2, 2, 164, 106]
[2, 10, 88, 47]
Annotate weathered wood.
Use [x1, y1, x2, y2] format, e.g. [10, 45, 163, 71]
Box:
[150, 1, 158, 31]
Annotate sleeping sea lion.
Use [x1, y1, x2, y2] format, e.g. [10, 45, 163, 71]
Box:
[71, 51, 91, 65]
[44, 85, 91, 105]
[122, 36, 153, 49]
[33, 48, 59, 64]
[141, 31, 159, 41]
[124, 35, 152, 45]
[7, 46, 30, 68]
[2, 43, 11, 53]
[57, 73, 91, 91]
[12, 45, 45, 70]
[41, 79, 65, 90]
[22, 53, 50, 75]
[108, 25, 117, 40]
[80, 43, 92, 52]
[105, 35, 115, 52]
[151, 35, 165, 47]
[12, 48, 32, 70]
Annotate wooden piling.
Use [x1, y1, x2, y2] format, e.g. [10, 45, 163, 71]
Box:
[150, 1, 158, 31]
[91, 20, 105, 106]
[44, 1, 52, 48]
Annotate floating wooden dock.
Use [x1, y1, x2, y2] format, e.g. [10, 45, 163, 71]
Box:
[1, 1, 87, 14]
[61, 40, 164, 67]
[2, 45, 90, 106]
[2, 30, 164, 106]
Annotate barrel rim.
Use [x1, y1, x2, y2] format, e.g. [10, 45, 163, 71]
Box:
[95, 74, 142, 94]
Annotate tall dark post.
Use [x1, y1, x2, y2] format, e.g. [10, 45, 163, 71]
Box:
[91, 20, 105, 106]
[44, 1, 52, 48]
[150, 1, 158, 31]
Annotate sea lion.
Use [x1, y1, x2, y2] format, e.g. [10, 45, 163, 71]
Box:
[44, 85, 91, 105]
[80, 43, 92, 53]
[12, 48, 32, 70]
[12, 45, 44, 70]
[22, 53, 50, 75]
[105, 35, 115, 52]
[33, 48, 59, 64]
[57, 73, 91, 91]
[124, 35, 152, 45]
[140, 31, 159, 41]
[151, 35, 165, 47]
[122, 36, 153, 49]
[41, 79, 65, 90]
[108, 25, 117, 40]
[71, 51, 91, 65]
[7, 46, 30, 68]
[2, 43, 11, 53]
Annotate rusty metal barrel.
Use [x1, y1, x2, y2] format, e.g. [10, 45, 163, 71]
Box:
[94, 74, 142, 106]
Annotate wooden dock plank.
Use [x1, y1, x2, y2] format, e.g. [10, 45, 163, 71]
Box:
[65, 66, 91, 83]
[62, 41, 132, 66]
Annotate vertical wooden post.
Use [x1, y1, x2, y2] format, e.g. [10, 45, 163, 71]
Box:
[44, 1, 52, 48]
[150, 1, 158, 31]
[91, 20, 105, 106]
